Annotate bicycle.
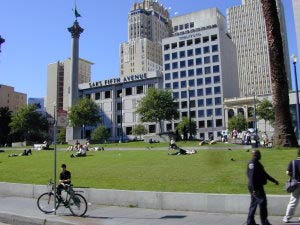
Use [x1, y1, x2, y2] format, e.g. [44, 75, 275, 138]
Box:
[37, 180, 88, 217]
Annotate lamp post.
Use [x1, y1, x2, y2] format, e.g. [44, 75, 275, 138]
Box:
[187, 85, 192, 139]
[82, 124, 85, 139]
[291, 54, 300, 142]
[119, 93, 123, 143]
[0, 35, 5, 53]
[53, 103, 57, 215]
[252, 87, 257, 133]
[211, 114, 214, 140]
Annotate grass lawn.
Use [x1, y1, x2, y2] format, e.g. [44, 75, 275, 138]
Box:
[0, 147, 297, 195]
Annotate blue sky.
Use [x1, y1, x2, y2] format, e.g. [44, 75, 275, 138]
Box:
[0, 0, 298, 99]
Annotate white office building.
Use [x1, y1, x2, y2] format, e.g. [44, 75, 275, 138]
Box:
[227, 0, 291, 96]
[162, 8, 239, 140]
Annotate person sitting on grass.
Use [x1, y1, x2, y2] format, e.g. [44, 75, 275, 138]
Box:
[9, 149, 32, 157]
[168, 146, 197, 155]
[70, 144, 87, 158]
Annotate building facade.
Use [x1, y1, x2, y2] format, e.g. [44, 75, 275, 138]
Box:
[162, 8, 239, 140]
[119, 0, 172, 76]
[293, 0, 300, 57]
[46, 58, 93, 117]
[227, 0, 291, 96]
[0, 84, 27, 112]
[79, 71, 163, 141]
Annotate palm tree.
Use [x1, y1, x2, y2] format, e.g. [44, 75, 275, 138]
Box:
[260, 0, 297, 146]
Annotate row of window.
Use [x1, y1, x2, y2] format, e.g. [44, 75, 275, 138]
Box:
[173, 22, 194, 31]
[165, 65, 220, 76]
[165, 75, 221, 85]
[174, 97, 222, 108]
[172, 87, 222, 98]
[164, 35, 218, 50]
[165, 54, 219, 64]
[164, 45, 219, 59]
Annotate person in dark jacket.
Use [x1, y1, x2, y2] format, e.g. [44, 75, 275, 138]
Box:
[246, 150, 279, 225]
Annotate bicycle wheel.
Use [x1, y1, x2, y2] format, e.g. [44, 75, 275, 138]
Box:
[68, 193, 88, 216]
[37, 192, 59, 213]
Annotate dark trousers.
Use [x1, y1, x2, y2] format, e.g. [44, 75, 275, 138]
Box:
[247, 186, 268, 225]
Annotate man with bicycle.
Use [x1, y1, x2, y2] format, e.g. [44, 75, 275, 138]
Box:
[57, 164, 71, 201]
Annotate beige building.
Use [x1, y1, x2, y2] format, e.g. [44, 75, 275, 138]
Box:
[119, 0, 172, 76]
[0, 84, 27, 112]
[293, 0, 300, 57]
[46, 58, 93, 117]
[227, 0, 291, 96]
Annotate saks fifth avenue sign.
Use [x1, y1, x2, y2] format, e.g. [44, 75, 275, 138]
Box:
[89, 73, 147, 88]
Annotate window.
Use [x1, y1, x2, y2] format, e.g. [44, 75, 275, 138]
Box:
[165, 73, 171, 80]
[105, 91, 111, 99]
[205, 66, 211, 74]
[188, 69, 194, 77]
[182, 112, 188, 117]
[179, 24, 184, 30]
[207, 119, 213, 127]
[212, 55, 219, 62]
[190, 22, 194, 28]
[126, 127, 132, 135]
[173, 82, 179, 89]
[197, 78, 203, 86]
[188, 59, 194, 67]
[180, 51, 185, 58]
[195, 38, 201, 44]
[203, 36, 209, 43]
[185, 23, 189, 29]
[173, 92, 179, 99]
[199, 120, 205, 128]
[195, 48, 201, 55]
[214, 86, 221, 94]
[171, 42, 177, 49]
[214, 76, 220, 83]
[137, 85, 143, 94]
[180, 70, 186, 78]
[181, 80, 187, 88]
[206, 98, 213, 106]
[196, 68, 203, 75]
[198, 110, 205, 118]
[216, 119, 223, 127]
[180, 60, 186, 68]
[215, 97, 222, 105]
[179, 41, 185, 47]
[198, 99, 204, 107]
[206, 87, 212, 95]
[187, 39, 193, 46]
[181, 91, 187, 98]
[164, 44, 170, 51]
[117, 102, 122, 110]
[172, 52, 178, 59]
[172, 72, 179, 79]
[213, 65, 220, 73]
[172, 62, 178, 69]
[203, 46, 210, 54]
[197, 89, 203, 96]
[207, 109, 213, 117]
[181, 101, 188, 108]
[188, 79, 195, 87]
[215, 108, 222, 116]
[205, 77, 212, 84]
[149, 125, 156, 133]
[165, 83, 171, 89]
[164, 54, 170, 61]
[95, 92, 100, 100]
[164, 63, 170, 71]
[187, 49, 193, 57]
[204, 56, 210, 64]
[126, 87, 132, 96]
[174, 26, 178, 31]
[211, 34, 218, 41]
[191, 111, 196, 118]
[196, 58, 202, 65]
[189, 90, 195, 97]
[212, 44, 218, 52]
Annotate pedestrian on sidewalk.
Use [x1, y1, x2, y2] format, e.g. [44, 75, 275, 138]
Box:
[246, 150, 279, 225]
[283, 150, 300, 223]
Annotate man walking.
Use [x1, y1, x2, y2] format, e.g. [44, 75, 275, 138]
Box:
[283, 150, 300, 223]
[247, 150, 279, 225]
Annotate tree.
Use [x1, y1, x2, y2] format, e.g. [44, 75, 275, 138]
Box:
[228, 115, 248, 133]
[132, 124, 148, 140]
[68, 97, 100, 127]
[9, 105, 49, 142]
[91, 126, 110, 143]
[136, 88, 178, 133]
[57, 127, 66, 144]
[256, 98, 275, 132]
[0, 107, 12, 145]
[260, 0, 297, 147]
[176, 117, 197, 138]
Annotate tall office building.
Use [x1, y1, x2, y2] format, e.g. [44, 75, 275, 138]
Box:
[0, 84, 27, 112]
[227, 0, 291, 96]
[120, 0, 172, 76]
[46, 58, 93, 117]
[163, 8, 239, 140]
[293, 0, 300, 57]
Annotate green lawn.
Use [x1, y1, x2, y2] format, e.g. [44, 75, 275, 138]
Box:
[0, 147, 296, 194]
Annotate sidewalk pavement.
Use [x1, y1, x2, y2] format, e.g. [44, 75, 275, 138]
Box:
[0, 196, 293, 225]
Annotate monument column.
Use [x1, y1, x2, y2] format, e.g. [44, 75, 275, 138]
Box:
[66, 20, 84, 142]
